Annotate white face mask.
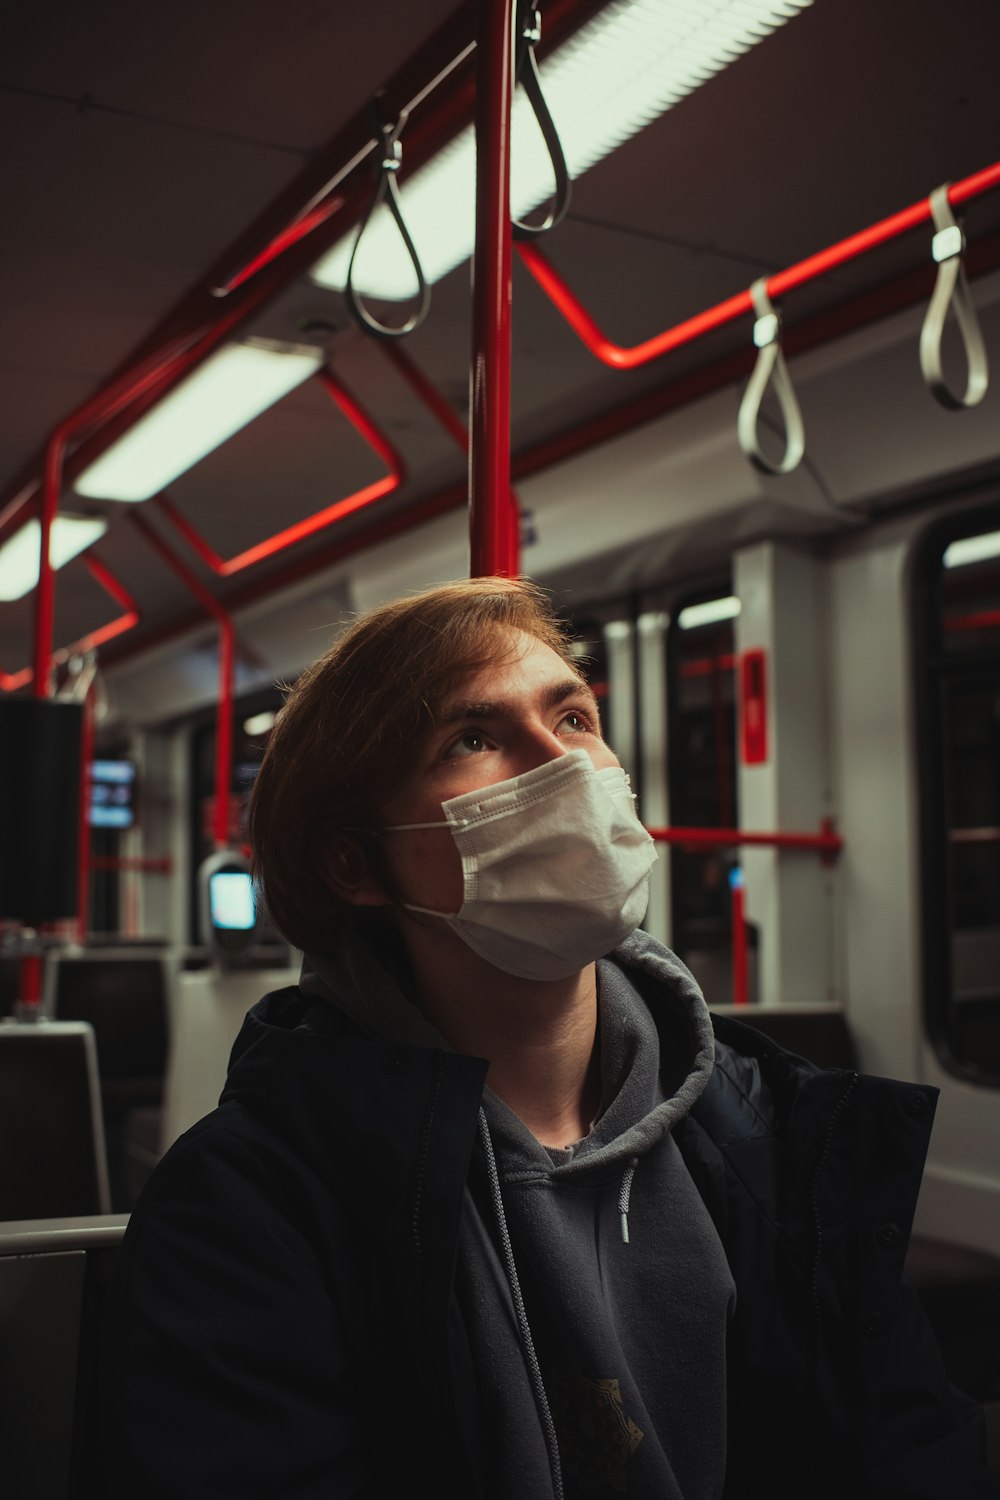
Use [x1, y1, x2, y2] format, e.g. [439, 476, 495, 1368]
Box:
[383, 749, 658, 981]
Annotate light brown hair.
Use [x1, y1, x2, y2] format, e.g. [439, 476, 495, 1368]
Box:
[247, 575, 581, 951]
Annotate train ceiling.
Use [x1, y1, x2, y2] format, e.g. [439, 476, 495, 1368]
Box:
[3, 0, 1000, 707]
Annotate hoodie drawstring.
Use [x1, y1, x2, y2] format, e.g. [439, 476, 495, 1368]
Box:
[618, 1156, 639, 1244]
[478, 1109, 565, 1500]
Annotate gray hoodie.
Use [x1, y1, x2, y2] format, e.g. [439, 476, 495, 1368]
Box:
[303, 928, 735, 1499]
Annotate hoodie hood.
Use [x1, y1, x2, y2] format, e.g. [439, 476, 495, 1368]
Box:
[283, 917, 717, 1175]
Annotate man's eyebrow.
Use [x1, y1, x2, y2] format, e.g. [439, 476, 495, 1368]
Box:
[438, 678, 598, 725]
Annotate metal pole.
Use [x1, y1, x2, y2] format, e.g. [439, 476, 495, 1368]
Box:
[469, 0, 518, 577]
[130, 514, 236, 851]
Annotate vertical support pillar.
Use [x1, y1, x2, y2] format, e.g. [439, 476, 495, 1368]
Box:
[735, 541, 834, 1006]
[469, 0, 518, 578]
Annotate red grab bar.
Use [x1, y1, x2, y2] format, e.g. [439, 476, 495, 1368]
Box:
[646, 821, 842, 860]
[0, 553, 140, 694]
[517, 160, 1000, 371]
[130, 514, 236, 850]
[154, 368, 405, 577]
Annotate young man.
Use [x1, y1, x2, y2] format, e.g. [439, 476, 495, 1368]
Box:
[100, 576, 995, 1498]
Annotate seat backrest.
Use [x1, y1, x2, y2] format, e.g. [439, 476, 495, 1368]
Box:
[0, 1214, 128, 1500]
[0, 1022, 111, 1220]
[49, 952, 170, 1089]
[159, 966, 298, 1153]
[710, 1004, 859, 1070]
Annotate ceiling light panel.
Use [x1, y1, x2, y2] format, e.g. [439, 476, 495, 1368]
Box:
[311, 0, 812, 298]
[677, 596, 741, 629]
[943, 530, 1000, 568]
[0, 515, 108, 602]
[74, 340, 326, 503]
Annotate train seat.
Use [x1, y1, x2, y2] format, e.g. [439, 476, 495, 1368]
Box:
[710, 1002, 859, 1070]
[0, 1021, 111, 1221]
[158, 965, 299, 1156]
[0, 1214, 127, 1500]
[48, 950, 172, 1213]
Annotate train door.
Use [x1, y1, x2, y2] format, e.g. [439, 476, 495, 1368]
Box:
[918, 507, 1000, 1085]
[665, 587, 743, 1007]
[569, 577, 743, 1008]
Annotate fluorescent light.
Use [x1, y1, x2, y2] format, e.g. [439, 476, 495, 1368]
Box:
[677, 596, 741, 630]
[943, 530, 1000, 569]
[74, 339, 325, 503]
[0, 515, 108, 602]
[311, 0, 812, 298]
[243, 710, 277, 736]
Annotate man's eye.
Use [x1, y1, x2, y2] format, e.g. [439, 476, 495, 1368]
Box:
[559, 710, 593, 733]
[444, 729, 491, 759]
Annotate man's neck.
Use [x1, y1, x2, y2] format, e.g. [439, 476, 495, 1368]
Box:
[400, 919, 601, 1148]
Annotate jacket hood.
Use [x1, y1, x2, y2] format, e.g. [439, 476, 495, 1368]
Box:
[223, 916, 716, 1177]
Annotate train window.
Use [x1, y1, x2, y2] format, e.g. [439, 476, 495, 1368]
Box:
[916, 507, 1000, 1085]
[667, 587, 744, 1002]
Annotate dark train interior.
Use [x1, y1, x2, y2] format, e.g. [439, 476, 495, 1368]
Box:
[2, 1, 1000, 1494]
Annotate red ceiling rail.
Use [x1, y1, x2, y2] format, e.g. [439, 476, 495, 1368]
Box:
[153, 367, 405, 577]
[130, 513, 236, 850]
[100, 225, 1000, 676]
[517, 160, 1000, 371]
[468, 0, 518, 579]
[0, 0, 605, 558]
[0, 553, 140, 694]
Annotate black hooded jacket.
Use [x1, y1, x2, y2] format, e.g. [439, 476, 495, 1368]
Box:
[98, 932, 995, 1499]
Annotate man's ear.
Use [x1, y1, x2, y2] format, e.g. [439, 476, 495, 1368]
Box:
[324, 835, 389, 907]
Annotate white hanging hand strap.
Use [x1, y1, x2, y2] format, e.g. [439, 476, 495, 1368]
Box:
[737, 279, 805, 475]
[919, 183, 988, 410]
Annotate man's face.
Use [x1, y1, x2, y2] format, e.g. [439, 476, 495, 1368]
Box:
[377, 629, 620, 914]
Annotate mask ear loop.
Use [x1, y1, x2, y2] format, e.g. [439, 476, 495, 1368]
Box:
[919, 183, 989, 410]
[344, 101, 431, 341]
[737, 279, 806, 475]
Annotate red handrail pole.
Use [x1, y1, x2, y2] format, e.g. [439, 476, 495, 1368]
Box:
[76, 679, 95, 942]
[469, 0, 518, 578]
[130, 514, 235, 851]
[214, 618, 235, 848]
[19, 953, 43, 1009]
[730, 871, 748, 1007]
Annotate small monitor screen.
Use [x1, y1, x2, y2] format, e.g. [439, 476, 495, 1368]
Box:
[89, 759, 137, 829]
[210, 871, 256, 930]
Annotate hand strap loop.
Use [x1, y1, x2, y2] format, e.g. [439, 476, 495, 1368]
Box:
[737, 279, 806, 475]
[919, 183, 988, 410]
[511, 3, 571, 240]
[344, 103, 430, 341]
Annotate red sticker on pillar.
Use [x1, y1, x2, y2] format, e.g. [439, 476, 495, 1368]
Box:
[740, 649, 768, 764]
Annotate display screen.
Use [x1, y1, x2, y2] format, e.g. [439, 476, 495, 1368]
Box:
[209, 871, 256, 930]
[89, 759, 137, 828]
